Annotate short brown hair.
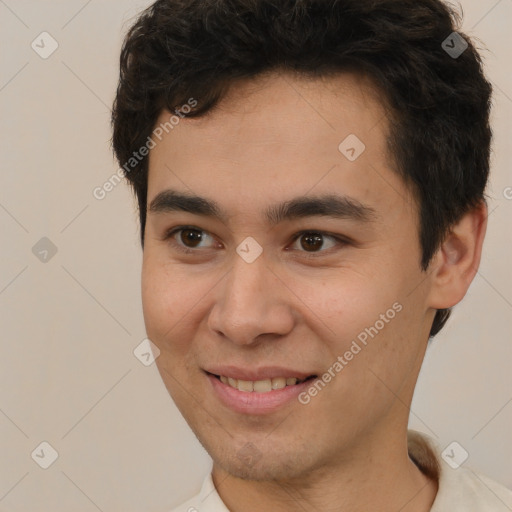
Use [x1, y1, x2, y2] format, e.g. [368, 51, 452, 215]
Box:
[111, 0, 493, 338]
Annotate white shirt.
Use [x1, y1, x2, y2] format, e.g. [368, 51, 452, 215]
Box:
[170, 432, 512, 511]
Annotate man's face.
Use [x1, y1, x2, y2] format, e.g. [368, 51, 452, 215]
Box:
[142, 71, 436, 481]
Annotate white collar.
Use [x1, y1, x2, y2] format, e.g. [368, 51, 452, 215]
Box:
[172, 431, 512, 511]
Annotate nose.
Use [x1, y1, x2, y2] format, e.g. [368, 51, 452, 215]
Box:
[207, 251, 295, 346]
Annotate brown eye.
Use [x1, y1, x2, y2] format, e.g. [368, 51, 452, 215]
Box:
[299, 233, 325, 252]
[179, 228, 204, 248]
[163, 226, 216, 253]
[292, 232, 338, 254]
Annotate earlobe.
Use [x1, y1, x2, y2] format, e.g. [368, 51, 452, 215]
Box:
[426, 201, 488, 310]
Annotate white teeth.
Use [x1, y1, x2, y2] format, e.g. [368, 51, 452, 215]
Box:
[237, 380, 254, 392]
[271, 377, 287, 390]
[218, 375, 305, 392]
[253, 379, 272, 393]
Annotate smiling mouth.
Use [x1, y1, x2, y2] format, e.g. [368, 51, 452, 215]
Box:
[207, 372, 317, 393]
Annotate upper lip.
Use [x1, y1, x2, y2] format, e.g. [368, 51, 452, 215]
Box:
[204, 366, 316, 381]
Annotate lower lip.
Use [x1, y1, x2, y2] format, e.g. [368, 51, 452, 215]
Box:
[206, 373, 313, 415]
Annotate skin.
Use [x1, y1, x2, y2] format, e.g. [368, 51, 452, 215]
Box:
[141, 70, 487, 511]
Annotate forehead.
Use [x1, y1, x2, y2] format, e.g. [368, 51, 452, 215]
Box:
[146, 70, 413, 226]
[163, 70, 389, 149]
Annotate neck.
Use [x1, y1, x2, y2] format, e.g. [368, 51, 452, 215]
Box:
[212, 429, 439, 512]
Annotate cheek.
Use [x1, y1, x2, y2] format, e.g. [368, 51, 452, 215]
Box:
[295, 273, 395, 338]
[305, 271, 417, 376]
[141, 255, 199, 349]
[141, 258, 209, 401]
[350, 300, 423, 396]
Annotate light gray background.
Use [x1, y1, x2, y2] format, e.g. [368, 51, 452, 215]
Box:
[0, 0, 511, 510]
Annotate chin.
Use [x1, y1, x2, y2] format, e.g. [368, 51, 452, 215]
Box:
[199, 433, 318, 482]
[218, 454, 309, 482]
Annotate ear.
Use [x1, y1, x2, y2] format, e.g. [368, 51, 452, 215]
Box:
[426, 201, 488, 310]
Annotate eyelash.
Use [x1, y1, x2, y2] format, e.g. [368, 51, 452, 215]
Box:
[162, 225, 350, 259]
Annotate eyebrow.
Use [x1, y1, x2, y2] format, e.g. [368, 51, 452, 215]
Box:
[148, 189, 377, 226]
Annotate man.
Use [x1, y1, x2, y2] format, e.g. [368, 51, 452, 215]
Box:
[111, 0, 512, 510]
